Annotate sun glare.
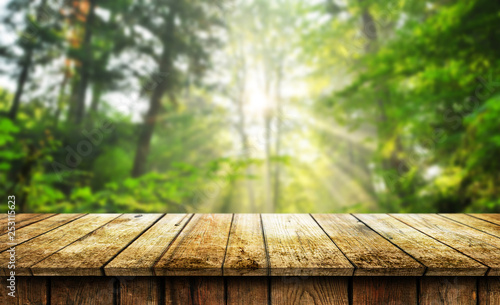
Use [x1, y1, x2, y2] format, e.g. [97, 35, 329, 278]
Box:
[245, 74, 271, 117]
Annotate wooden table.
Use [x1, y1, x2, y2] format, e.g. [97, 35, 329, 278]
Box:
[1, 213, 500, 304]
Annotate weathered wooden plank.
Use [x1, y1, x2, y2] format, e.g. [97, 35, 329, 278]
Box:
[227, 277, 269, 305]
[420, 277, 477, 305]
[470, 214, 500, 226]
[391, 214, 500, 276]
[119, 277, 160, 305]
[223, 214, 268, 276]
[0, 213, 84, 252]
[0, 213, 56, 235]
[353, 277, 417, 305]
[0, 276, 48, 305]
[51, 277, 115, 305]
[313, 214, 424, 276]
[105, 214, 192, 276]
[31, 213, 161, 276]
[0, 277, 13, 303]
[442, 214, 500, 238]
[271, 276, 348, 305]
[262, 214, 353, 276]
[355, 214, 487, 276]
[164, 277, 224, 305]
[155, 214, 233, 276]
[479, 277, 500, 305]
[2, 213, 45, 224]
[0, 214, 120, 276]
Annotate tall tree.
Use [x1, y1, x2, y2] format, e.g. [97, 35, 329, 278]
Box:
[64, 0, 96, 125]
[2, 0, 57, 120]
[131, 0, 224, 177]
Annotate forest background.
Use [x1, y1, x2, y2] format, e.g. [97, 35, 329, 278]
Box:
[1, 0, 499, 213]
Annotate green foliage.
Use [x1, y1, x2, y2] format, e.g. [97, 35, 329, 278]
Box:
[1, 0, 499, 213]
[0, 118, 23, 172]
[307, 0, 500, 212]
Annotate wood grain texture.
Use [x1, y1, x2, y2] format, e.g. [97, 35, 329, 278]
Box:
[470, 214, 500, 226]
[164, 277, 224, 305]
[353, 277, 417, 305]
[227, 277, 269, 305]
[271, 276, 348, 305]
[441, 214, 500, 238]
[0, 214, 120, 276]
[155, 214, 233, 276]
[420, 277, 477, 305]
[105, 213, 192, 276]
[119, 277, 160, 305]
[0, 276, 48, 305]
[31, 213, 161, 276]
[479, 277, 500, 305]
[314, 214, 424, 276]
[0, 213, 84, 252]
[2, 213, 500, 277]
[1, 213, 56, 235]
[223, 214, 268, 276]
[262, 214, 353, 276]
[391, 214, 500, 276]
[51, 277, 115, 305]
[355, 214, 487, 276]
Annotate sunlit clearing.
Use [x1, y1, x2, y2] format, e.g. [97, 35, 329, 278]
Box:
[245, 73, 271, 117]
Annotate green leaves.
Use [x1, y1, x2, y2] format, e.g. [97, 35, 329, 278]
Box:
[0, 118, 24, 171]
[304, 0, 500, 212]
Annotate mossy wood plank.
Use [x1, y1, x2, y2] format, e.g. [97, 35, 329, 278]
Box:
[441, 213, 500, 238]
[0, 213, 84, 252]
[314, 214, 424, 276]
[0, 214, 120, 276]
[469, 214, 500, 226]
[154, 214, 233, 276]
[31, 214, 161, 276]
[391, 214, 500, 276]
[105, 213, 192, 276]
[0, 213, 56, 235]
[262, 214, 353, 276]
[223, 214, 268, 276]
[355, 214, 487, 276]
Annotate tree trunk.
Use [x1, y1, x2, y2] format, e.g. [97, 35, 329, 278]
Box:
[73, 0, 96, 125]
[131, 72, 167, 177]
[264, 116, 272, 212]
[235, 79, 256, 213]
[360, 5, 378, 51]
[131, 4, 177, 178]
[8, 0, 49, 120]
[264, 80, 273, 212]
[9, 48, 33, 120]
[54, 72, 69, 128]
[85, 83, 102, 128]
[272, 65, 283, 211]
[14, 144, 36, 213]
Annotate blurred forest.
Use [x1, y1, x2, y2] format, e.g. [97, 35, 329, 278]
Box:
[0, 0, 499, 213]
